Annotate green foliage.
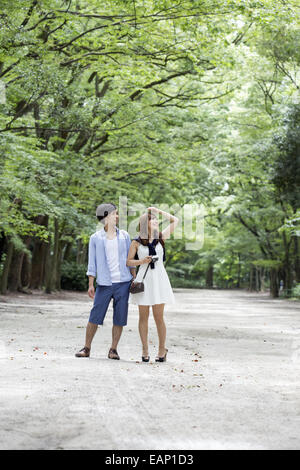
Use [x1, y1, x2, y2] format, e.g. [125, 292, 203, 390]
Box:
[60, 261, 88, 291]
[0, 0, 299, 295]
[290, 284, 300, 299]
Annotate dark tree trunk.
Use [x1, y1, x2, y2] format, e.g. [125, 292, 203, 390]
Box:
[205, 265, 214, 288]
[30, 215, 49, 289]
[256, 267, 260, 291]
[270, 268, 279, 298]
[44, 231, 52, 294]
[282, 232, 293, 294]
[45, 217, 59, 293]
[21, 252, 32, 288]
[236, 253, 241, 288]
[51, 218, 59, 290]
[0, 239, 14, 295]
[260, 267, 266, 292]
[0, 232, 6, 261]
[63, 242, 73, 262]
[7, 250, 24, 292]
[249, 265, 256, 291]
[76, 239, 83, 264]
[293, 235, 300, 283]
[55, 239, 65, 291]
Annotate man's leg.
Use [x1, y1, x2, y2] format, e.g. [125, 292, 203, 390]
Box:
[111, 325, 123, 350]
[108, 281, 131, 359]
[75, 284, 112, 357]
[85, 322, 98, 349]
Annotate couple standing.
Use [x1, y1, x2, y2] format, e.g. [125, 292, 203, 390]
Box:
[75, 202, 178, 362]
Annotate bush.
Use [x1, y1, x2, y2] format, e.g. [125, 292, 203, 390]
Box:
[61, 261, 88, 291]
[168, 275, 205, 289]
[290, 284, 300, 299]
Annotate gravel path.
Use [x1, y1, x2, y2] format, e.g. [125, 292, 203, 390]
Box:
[0, 288, 299, 450]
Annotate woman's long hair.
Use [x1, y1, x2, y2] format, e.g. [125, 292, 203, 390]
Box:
[138, 212, 165, 250]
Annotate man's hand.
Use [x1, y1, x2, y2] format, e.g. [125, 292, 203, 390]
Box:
[88, 276, 95, 299]
[88, 286, 95, 299]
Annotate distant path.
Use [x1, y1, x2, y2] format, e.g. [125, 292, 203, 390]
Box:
[0, 288, 299, 450]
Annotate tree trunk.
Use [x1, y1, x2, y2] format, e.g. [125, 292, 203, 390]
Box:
[76, 239, 83, 264]
[7, 250, 24, 292]
[63, 242, 73, 262]
[236, 253, 241, 288]
[249, 265, 256, 291]
[45, 217, 59, 294]
[205, 265, 214, 288]
[0, 232, 6, 261]
[270, 268, 279, 298]
[51, 218, 59, 290]
[55, 239, 65, 291]
[30, 215, 49, 289]
[21, 252, 32, 288]
[260, 267, 266, 292]
[44, 231, 52, 294]
[293, 235, 300, 283]
[256, 267, 260, 292]
[282, 231, 293, 294]
[0, 240, 14, 295]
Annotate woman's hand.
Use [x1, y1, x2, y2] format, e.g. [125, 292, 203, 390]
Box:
[147, 206, 158, 213]
[141, 256, 152, 264]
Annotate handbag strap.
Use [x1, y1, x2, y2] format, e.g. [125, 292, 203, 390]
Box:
[141, 261, 151, 281]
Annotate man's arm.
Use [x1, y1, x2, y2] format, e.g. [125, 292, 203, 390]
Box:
[88, 276, 95, 299]
[86, 236, 96, 298]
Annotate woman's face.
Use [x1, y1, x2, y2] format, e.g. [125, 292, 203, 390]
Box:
[148, 215, 159, 235]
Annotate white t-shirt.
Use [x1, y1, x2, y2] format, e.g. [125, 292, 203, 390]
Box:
[106, 236, 121, 283]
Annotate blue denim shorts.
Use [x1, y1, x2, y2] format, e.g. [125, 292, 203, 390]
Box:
[88, 281, 131, 326]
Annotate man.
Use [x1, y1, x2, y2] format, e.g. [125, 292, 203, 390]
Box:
[75, 203, 136, 360]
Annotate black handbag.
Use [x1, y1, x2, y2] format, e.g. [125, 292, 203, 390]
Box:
[130, 255, 159, 294]
[129, 262, 151, 294]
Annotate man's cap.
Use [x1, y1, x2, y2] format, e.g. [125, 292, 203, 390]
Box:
[96, 203, 117, 221]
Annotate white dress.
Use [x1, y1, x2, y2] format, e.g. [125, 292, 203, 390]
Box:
[128, 241, 176, 306]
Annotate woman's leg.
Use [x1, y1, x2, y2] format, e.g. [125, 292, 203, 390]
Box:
[152, 303, 166, 357]
[138, 305, 150, 356]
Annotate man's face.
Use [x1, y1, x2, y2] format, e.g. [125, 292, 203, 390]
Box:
[106, 209, 119, 226]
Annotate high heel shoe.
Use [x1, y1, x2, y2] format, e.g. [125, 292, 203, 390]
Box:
[142, 355, 150, 362]
[155, 348, 168, 362]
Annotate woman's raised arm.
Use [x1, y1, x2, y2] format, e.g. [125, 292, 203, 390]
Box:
[147, 207, 179, 240]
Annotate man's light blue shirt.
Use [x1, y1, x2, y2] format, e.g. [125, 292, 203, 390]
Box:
[86, 226, 133, 286]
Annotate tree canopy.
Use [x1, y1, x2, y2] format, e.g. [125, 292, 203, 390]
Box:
[0, 0, 299, 297]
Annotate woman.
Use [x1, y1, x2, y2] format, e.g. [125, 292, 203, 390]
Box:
[127, 207, 178, 362]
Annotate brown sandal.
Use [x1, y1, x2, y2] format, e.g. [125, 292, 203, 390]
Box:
[108, 348, 120, 360]
[75, 346, 90, 358]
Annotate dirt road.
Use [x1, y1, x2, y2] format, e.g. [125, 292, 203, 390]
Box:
[0, 288, 299, 450]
